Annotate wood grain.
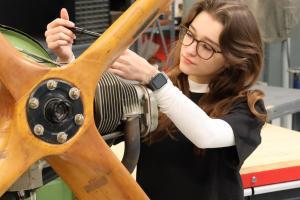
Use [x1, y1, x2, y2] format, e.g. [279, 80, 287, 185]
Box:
[241, 124, 300, 174]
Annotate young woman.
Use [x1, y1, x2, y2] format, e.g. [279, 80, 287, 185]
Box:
[45, 0, 267, 199]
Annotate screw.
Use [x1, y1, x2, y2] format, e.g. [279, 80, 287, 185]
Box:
[33, 124, 44, 136]
[251, 176, 257, 183]
[28, 98, 39, 109]
[74, 114, 84, 126]
[69, 87, 80, 100]
[46, 80, 58, 90]
[57, 132, 68, 144]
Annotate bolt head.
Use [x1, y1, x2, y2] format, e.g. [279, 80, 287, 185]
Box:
[69, 87, 80, 100]
[74, 114, 84, 126]
[33, 124, 44, 136]
[29, 98, 39, 109]
[251, 176, 257, 183]
[57, 132, 68, 144]
[46, 80, 58, 90]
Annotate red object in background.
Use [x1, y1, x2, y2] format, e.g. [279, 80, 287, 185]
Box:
[242, 166, 300, 188]
[153, 34, 169, 59]
[152, 33, 178, 71]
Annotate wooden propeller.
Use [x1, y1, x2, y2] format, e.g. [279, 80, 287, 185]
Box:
[0, 0, 173, 199]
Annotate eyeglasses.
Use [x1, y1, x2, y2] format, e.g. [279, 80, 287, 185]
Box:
[179, 25, 222, 60]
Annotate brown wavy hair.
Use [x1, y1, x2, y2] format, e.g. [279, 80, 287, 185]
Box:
[146, 0, 267, 144]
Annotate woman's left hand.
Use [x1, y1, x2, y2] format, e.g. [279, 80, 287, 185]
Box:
[108, 49, 159, 84]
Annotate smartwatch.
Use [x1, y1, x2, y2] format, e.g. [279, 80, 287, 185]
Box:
[147, 72, 168, 91]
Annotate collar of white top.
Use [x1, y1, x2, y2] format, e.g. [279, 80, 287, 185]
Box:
[188, 79, 209, 93]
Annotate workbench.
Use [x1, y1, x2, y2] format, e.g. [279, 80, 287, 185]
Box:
[241, 124, 300, 199]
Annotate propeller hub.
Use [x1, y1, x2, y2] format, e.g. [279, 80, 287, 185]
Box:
[26, 79, 84, 144]
[45, 98, 71, 123]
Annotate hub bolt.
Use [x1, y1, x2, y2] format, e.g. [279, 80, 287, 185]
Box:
[33, 124, 44, 136]
[28, 98, 39, 109]
[57, 132, 68, 144]
[74, 114, 84, 126]
[69, 87, 80, 100]
[46, 80, 58, 90]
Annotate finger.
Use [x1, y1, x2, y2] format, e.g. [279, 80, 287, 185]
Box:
[47, 18, 75, 30]
[45, 26, 76, 40]
[117, 49, 131, 58]
[125, 48, 135, 55]
[46, 26, 74, 37]
[115, 55, 130, 65]
[60, 8, 69, 21]
[125, 49, 140, 58]
[46, 32, 74, 44]
[107, 68, 126, 78]
[47, 40, 70, 50]
[110, 61, 124, 69]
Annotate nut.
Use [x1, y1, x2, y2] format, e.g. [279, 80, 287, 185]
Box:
[57, 132, 68, 144]
[33, 124, 44, 136]
[28, 98, 39, 109]
[69, 87, 80, 100]
[46, 80, 58, 90]
[74, 114, 84, 126]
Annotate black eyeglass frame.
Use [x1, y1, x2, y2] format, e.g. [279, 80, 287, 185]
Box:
[179, 25, 222, 60]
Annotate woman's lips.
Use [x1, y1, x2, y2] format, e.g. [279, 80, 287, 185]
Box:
[182, 55, 195, 65]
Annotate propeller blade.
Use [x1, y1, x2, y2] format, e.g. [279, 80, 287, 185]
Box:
[0, 34, 49, 101]
[0, 89, 45, 196]
[46, 124, 149, 200]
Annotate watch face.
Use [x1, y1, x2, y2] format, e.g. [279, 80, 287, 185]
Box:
[151, 73, 168, 90]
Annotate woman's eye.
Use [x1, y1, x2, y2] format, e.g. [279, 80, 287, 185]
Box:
[186, 31, 194, 38]
[202, 43, 213, 51]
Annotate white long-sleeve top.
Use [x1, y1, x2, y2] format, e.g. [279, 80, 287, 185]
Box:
[153, 78, 235, 149]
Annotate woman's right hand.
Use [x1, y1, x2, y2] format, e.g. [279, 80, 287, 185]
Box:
[45, 8, 76, 63]
[109, 49, 159, 84]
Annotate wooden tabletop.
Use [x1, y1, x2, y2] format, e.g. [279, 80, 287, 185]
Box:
[241, 124, 300, 174]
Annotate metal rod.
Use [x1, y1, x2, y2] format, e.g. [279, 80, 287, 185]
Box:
[70, 26, 101, 38]
[155, 20, 169, 56]
[102, 131, 123, 141]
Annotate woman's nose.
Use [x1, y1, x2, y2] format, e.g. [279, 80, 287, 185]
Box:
[183, 41, 198, 57]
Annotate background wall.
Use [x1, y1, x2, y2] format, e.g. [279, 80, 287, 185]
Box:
[266, 24, 300, 87]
